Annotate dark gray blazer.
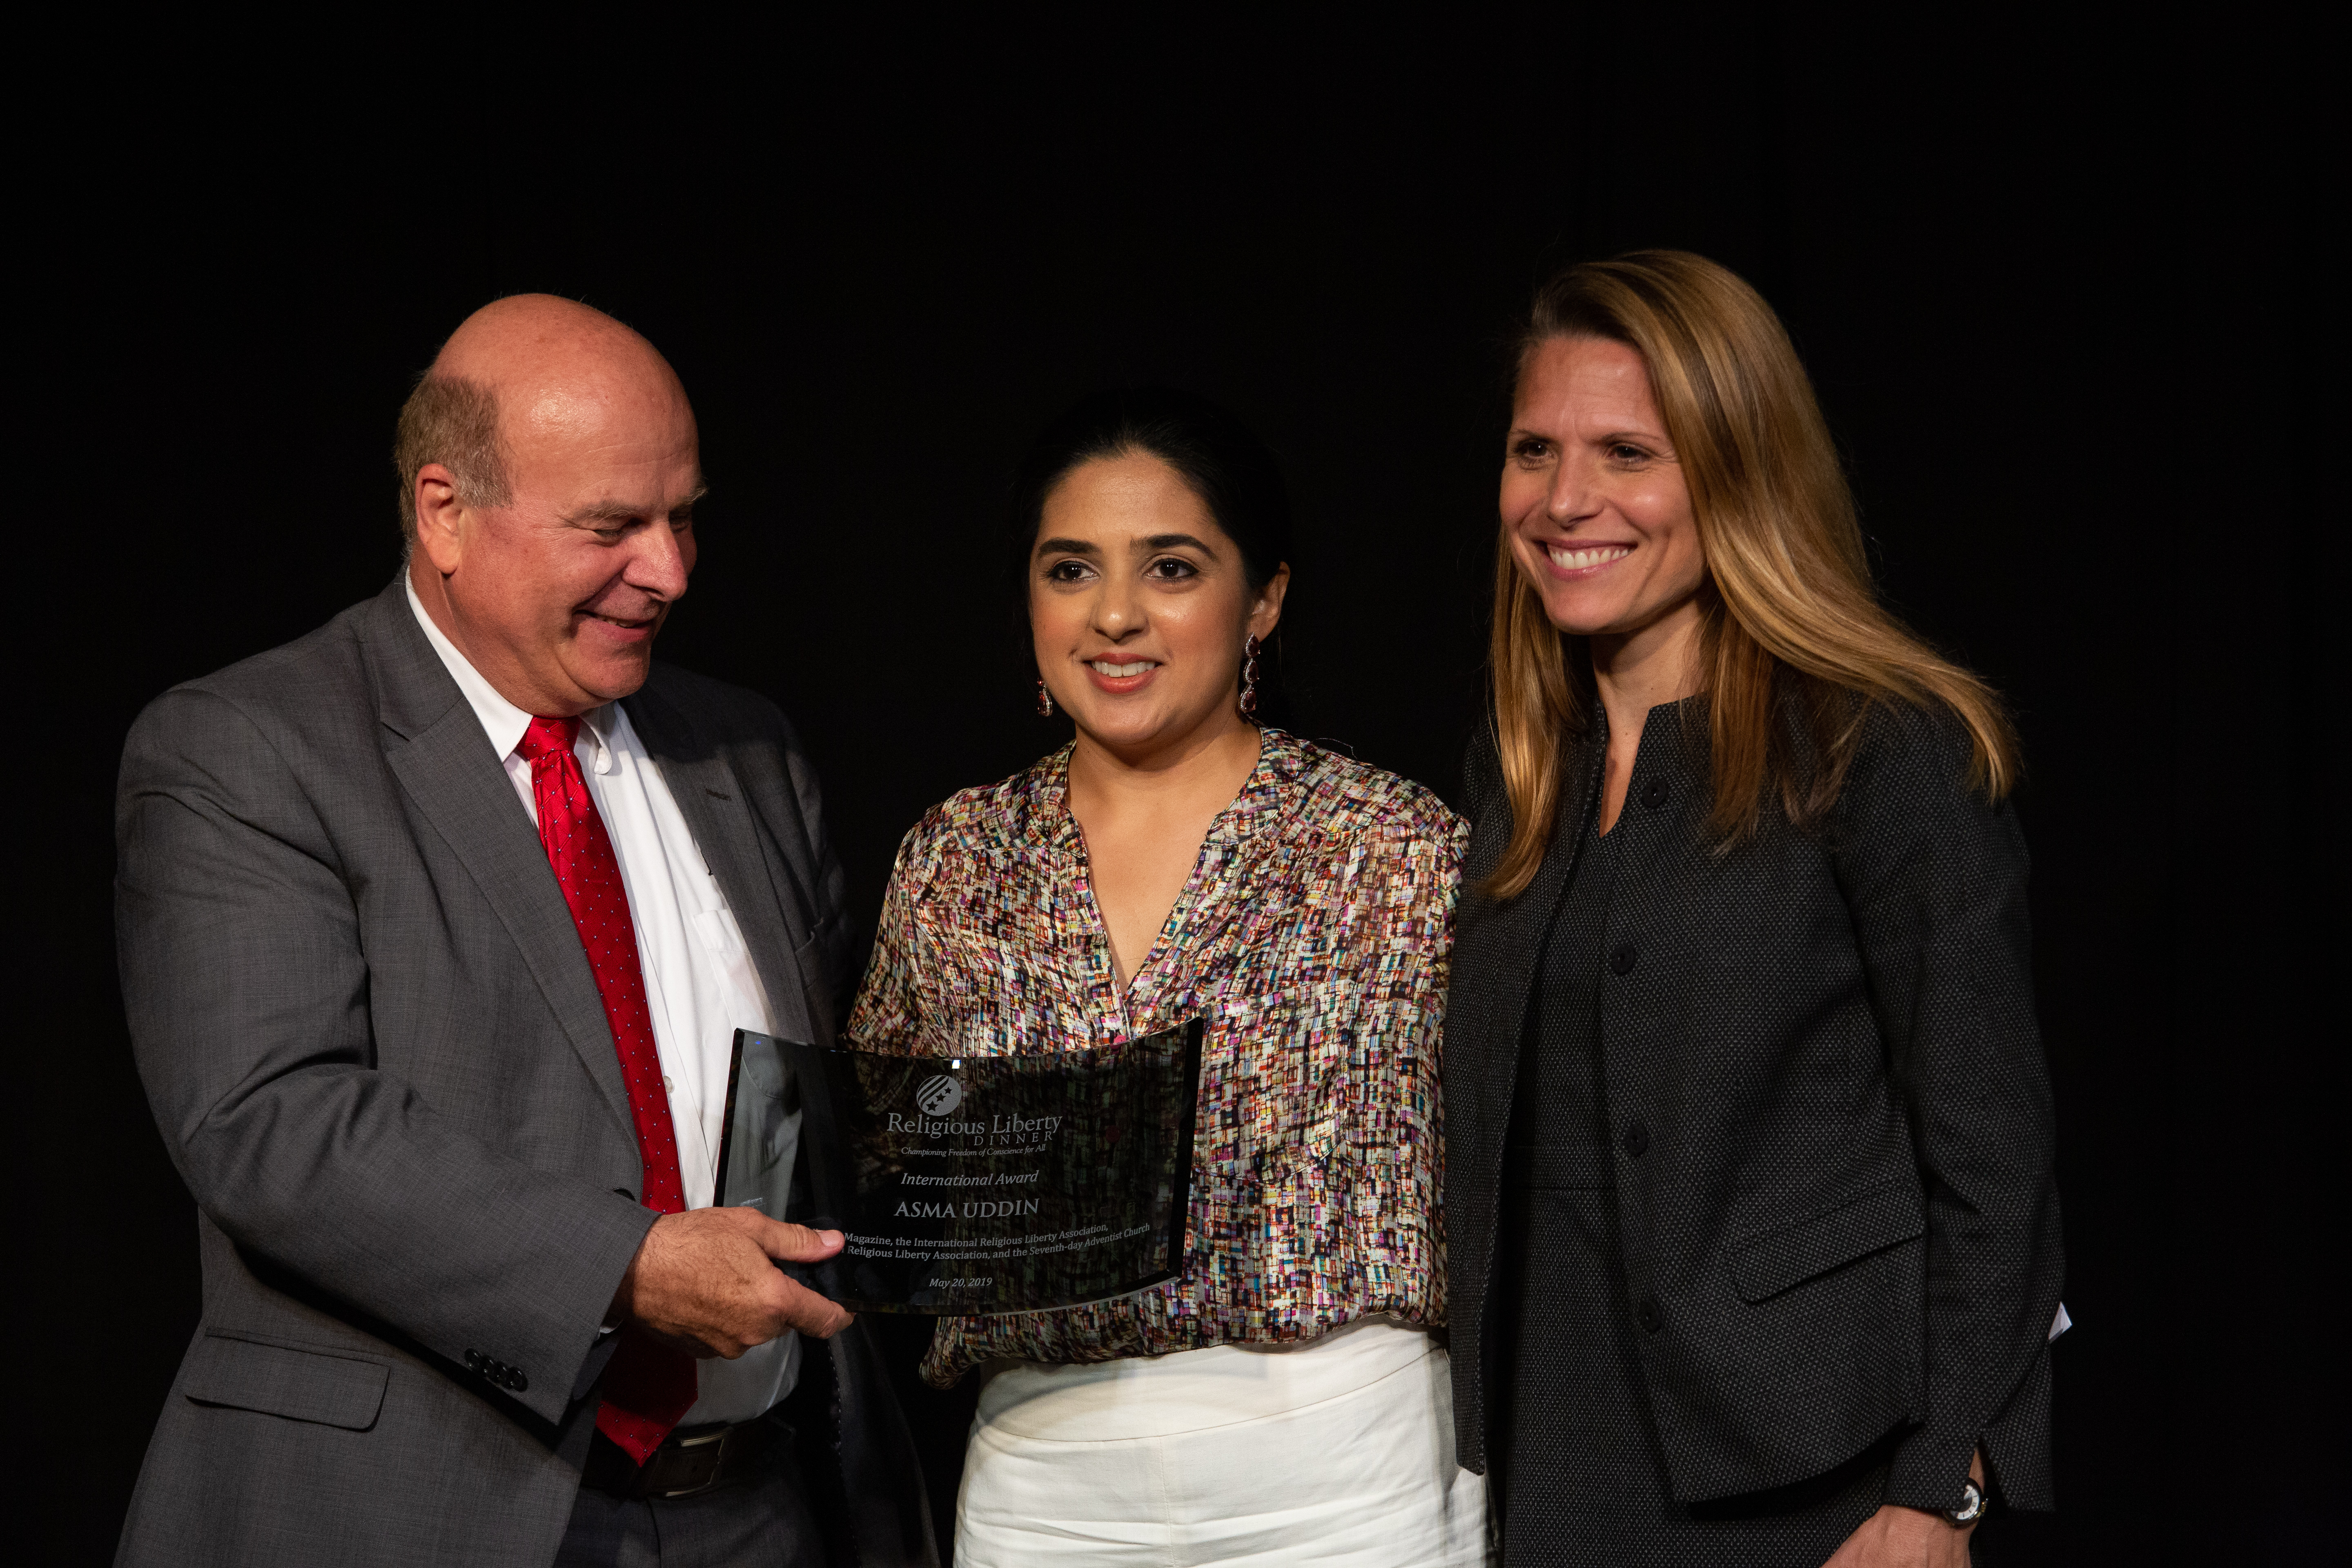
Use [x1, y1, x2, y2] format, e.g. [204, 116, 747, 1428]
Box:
[113, 579, 935, 1568]
[1445, 697, 2064, 1515]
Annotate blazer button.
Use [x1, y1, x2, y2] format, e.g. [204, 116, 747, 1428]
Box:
[1609, 944, 1638, 976]
[1640, 778, 1669, 809]
[508, 1368, 530, 1392]
[1622, 1120, 1650, 1157]
[464, 1350, 483, 1370]
[1637, 1299, 1664, 1334]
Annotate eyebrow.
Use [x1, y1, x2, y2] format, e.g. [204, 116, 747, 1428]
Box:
[1509, 425, 1666, 445]
[1138, 532, 1221, 555]
[1033, 531, 1224, 557]
[564, 482, 708, 525]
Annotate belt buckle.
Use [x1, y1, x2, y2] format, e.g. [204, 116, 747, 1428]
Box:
[645, 1425, 732, 1499]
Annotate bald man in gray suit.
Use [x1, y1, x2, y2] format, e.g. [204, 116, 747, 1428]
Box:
[114, 297, 934, 1568]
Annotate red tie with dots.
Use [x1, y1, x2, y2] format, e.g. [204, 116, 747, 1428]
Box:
[517, 715, 697, 1464]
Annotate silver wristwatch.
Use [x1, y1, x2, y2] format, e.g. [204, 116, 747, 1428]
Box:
[1944, 1477, 1989, 1526]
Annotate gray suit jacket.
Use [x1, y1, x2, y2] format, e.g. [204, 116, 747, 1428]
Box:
[113, 579, 935, 1568]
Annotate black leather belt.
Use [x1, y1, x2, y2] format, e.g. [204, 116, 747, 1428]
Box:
[582, 1414, 789, 1500]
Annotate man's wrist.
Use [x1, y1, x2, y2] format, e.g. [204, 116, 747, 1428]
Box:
[602, 1205, 661, 1331]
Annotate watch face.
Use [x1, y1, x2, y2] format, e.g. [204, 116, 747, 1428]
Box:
[1950, 1480, 1986, 1523]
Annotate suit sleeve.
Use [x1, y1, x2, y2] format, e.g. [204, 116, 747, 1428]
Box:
[1833, 709, 2065, 1511]
[116, 687, 653, 1425]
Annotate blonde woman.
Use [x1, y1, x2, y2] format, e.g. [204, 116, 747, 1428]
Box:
[848, 389, 1487, 1567]
[1443, 253, 2063, 1566]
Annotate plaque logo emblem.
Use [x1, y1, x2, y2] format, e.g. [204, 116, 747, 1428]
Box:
[915, 1074, 965, 1116]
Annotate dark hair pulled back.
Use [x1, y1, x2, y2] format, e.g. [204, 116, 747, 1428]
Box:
[1008, 386, 1292, 592]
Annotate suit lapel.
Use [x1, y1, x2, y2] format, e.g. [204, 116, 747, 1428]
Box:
[622, 682, 822, 1046]
[361, 582, 635, 1140]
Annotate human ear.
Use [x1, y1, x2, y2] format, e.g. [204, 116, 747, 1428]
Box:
[1247, 563, 1292, 638]
[413, 463, 468, 576]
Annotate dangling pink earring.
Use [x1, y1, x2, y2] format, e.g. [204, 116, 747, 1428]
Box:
[1035, 677, 1055, 717]
[1238, 634, 1261, 719]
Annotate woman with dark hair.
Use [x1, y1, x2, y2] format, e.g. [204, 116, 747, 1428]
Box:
[1445, 253, 2065, 1566]
[847, 388, 1488, 1566]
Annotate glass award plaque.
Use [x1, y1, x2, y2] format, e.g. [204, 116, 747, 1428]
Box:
[717, 1021, 1204, 1315]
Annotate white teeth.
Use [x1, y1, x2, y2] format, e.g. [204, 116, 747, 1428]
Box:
[1547, 544, 1631, 570]
[1090, 660, 1155, 677]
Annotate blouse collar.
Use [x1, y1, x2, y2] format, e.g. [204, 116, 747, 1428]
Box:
[1019, 727, 1310, 851]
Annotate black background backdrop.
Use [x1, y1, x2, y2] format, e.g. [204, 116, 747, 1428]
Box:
[20, 9, 2331, 1563]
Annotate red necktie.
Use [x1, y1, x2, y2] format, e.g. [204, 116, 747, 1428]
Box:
[517, 715, 697, 1464]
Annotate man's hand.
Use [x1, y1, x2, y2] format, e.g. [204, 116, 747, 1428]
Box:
[609, 1207, 853, 1358]
[1821, 1452, 1985, 1568]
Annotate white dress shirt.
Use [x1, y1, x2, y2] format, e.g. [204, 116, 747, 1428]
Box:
[407, 581, 798, 1423]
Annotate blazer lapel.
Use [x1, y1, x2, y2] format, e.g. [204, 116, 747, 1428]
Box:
[622, 682, 822, 1046]
[1457, 724, 1606, 1155]
[361, 583, 635, 1140]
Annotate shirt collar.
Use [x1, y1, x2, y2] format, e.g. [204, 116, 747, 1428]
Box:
[403, 577, 617, 772]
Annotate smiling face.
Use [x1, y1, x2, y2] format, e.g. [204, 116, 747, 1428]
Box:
[1029, 451, 1287, 759]
[1501, 335, 1708, 647]
[410, 303, 701, 717]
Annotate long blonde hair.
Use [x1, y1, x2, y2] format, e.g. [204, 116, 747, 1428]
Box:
[1486, 250, 2019, 898]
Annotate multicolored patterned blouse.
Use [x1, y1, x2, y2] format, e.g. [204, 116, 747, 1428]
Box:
[846, 728, 1467, 1387]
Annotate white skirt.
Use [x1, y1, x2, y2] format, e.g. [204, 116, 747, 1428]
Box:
[954, 1317, 1491, 1567]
